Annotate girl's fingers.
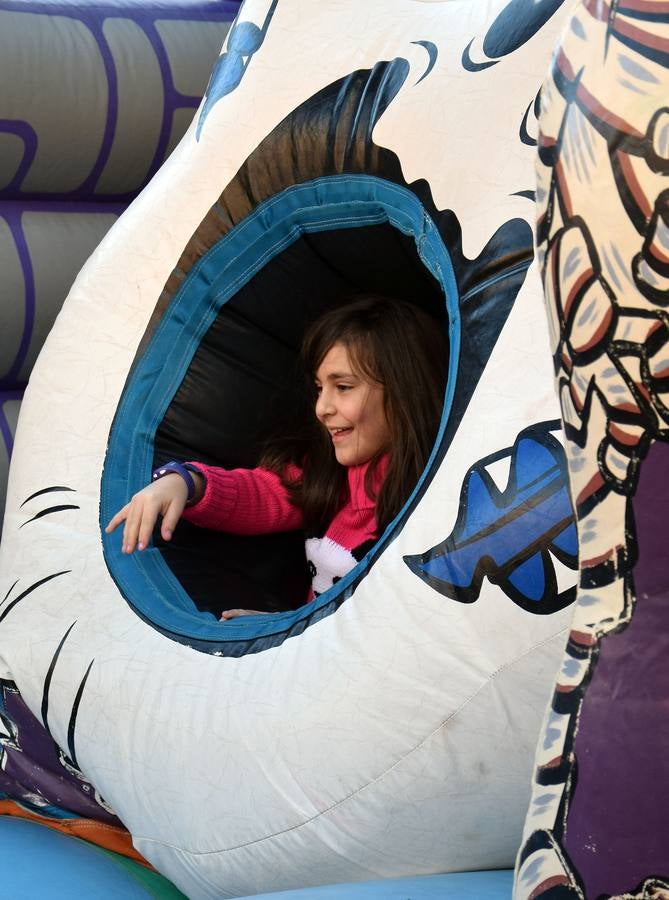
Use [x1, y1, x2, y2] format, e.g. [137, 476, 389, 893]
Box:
[160, 500, 184, 542]
[124, 496, 152, 553]
[137, 505, 159, 552]
[220, 609, 265, 620]
[105, 504, 130, 533]
[109, 478, 188, 552]
[122, 500, 142, 554]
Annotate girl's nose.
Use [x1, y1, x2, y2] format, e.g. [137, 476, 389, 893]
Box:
[315, 389, 334, 419]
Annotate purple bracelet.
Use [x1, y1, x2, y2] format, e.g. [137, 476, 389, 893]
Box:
[151, 461, 200, 504]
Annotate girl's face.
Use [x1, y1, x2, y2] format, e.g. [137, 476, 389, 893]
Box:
[314, 342, 391, 467]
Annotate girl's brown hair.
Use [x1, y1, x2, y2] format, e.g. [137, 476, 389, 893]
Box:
[263, 294, 448, 536]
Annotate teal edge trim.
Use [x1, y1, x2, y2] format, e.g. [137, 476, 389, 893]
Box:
[101, 174, 461, 648]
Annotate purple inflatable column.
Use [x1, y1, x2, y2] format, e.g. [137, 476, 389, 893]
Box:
[514, 2, 669, 898]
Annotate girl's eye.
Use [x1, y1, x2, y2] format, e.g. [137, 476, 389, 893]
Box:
[336, 384, 352, 392]
[314, 384, 322, 395]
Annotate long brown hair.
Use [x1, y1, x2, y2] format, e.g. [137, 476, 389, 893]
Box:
[263, 294, 448, 536]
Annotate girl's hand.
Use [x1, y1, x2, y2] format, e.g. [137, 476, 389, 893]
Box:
[220, 609, 266, 620]
[105, 474, 189, 553]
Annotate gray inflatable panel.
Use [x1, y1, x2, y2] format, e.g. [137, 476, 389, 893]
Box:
[0, 3, 234, 197]
[0, 209, 121, 386]
[0, 392, 21, 537]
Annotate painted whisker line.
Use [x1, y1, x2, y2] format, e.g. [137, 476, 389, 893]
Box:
[41, 621, 78, 736]
[519, 100, 538, 147]
[0, 580, 19, 612]
[20, 505, 80, 527]
[0, 571, 71, 625]
[67, 659, 95, 771]
[20, 486, 76, 508]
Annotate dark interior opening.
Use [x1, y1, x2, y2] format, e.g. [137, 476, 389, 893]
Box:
[152, 222, 448, 617]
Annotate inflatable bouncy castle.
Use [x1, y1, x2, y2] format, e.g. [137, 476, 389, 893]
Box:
[6, 0, 663, 897]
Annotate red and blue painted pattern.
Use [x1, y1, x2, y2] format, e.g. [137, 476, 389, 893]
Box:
[515, 1, 669, 896]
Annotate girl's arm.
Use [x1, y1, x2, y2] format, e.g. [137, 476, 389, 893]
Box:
[181, 463, 304, 535]
[105, 463, 303, 554]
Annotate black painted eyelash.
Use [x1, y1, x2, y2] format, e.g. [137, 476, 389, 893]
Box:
[20, 486, 77, 507]
[0, 571, 71, 625]
[19, 486, 80, 528]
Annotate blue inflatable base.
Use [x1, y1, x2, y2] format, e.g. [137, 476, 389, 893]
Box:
[239, 869, 513, 899]
[0, 816, 512, 898]
[0, 817, 185, 899]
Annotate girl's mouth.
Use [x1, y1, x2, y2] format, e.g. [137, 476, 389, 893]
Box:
[330, 427, 353, 441]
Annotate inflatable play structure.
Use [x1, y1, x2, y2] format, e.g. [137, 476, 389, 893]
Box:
[0, 0, 237, 535]
[2, 0, 667, 897]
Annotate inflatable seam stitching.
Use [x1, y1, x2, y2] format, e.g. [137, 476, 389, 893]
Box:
[133, 626, 569, 855]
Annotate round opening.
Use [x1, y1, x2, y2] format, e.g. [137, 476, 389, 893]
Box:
[101, 176, 459, 654]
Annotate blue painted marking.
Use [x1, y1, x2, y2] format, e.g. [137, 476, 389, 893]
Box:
[197, 0, 279, 139]
[406, 422, 577, 613]
[411, 40, 438, 84]
[552, 519, 578, 557]
[508, 551, 546, 601]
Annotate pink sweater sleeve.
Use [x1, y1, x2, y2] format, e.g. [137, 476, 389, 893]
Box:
[181, 463, 304, 535]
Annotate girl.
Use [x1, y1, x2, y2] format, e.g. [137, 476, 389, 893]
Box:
[106, 295, 447, 617]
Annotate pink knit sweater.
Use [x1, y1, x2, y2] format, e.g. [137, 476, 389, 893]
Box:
[182, 457, 388, 601]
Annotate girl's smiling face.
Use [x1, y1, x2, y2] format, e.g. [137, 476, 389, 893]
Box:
[314, 342, 391, 467]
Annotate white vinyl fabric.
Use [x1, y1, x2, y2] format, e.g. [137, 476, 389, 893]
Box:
[0, 2, 575, 897]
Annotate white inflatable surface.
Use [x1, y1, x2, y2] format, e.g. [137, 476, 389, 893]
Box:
[0, 1, 574, 897]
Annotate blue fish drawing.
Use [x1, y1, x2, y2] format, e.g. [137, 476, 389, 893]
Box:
[405, 420, 577, 614]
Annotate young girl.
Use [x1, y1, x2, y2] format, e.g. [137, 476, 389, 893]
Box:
[106, 295, 447, 617]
